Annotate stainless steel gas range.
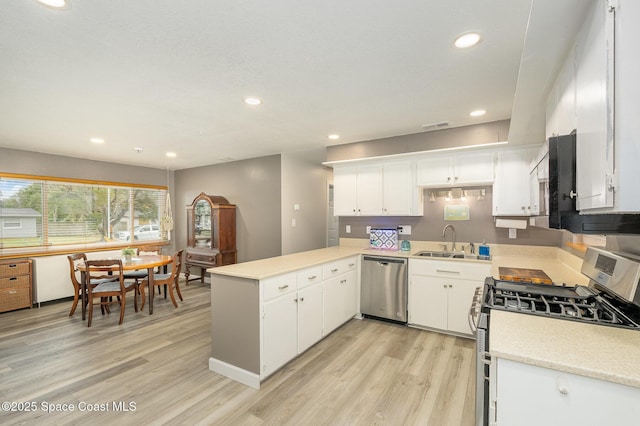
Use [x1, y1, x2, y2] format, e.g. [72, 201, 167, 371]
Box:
[470, 247, 640, 426]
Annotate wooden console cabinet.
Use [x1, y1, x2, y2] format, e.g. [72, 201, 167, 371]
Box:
[185, 193, 237, 283]
[0, 258, 33, 313]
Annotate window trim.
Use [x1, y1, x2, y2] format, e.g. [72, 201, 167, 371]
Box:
[0, 172, 169, 258]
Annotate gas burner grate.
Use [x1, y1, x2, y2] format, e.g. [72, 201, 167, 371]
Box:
[487, 285, 639, 328]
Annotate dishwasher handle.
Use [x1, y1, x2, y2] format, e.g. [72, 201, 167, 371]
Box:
[362, 256, 407, 265]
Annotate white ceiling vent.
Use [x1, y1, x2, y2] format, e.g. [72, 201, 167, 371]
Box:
[421, 121, 449, 131]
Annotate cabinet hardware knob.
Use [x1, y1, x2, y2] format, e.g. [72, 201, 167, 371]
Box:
[300, 297, 304, 302]
[278, 284, 289, 290]
[308, 275, 316, 280]
[340, 279, 346, 284]
[331, 268, 338, 273]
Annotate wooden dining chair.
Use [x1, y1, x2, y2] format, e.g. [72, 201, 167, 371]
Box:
[67, 253, 118, 317]
[140, 249, 184, 311]
[85, 259, 138, 327]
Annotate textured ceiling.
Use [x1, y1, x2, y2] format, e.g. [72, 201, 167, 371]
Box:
[0, 1, 590, 170]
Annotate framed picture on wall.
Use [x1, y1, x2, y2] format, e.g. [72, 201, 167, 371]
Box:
[444, 205, 470, 221]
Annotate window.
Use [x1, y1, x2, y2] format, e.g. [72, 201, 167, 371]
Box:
[0, 173, 168, 251]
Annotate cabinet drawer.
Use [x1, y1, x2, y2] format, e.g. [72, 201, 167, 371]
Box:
[409, 259, 491, 280]
[296, 266, 323, 289]
[322, 256, 358, 278]
[0, 287, 32, 312]
[0, 275, 30, 290]
[0, 261, 30, 278]
[262, 272, 297, 301]
[185, 252, 217, 265]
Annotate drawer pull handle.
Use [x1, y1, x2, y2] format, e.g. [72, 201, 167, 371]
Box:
[331, 268, 339, 273]
[278, 285, 289, 290]
[436, 269, 460, 274]
[9, 264, 18, 268]
[348, 263, 355, 267]
[9, 277, 17, 281]
[308, 275, 317, 280]
[340, 279, 346, 284]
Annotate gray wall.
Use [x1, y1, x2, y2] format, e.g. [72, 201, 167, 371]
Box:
[326, 120, 510, 162]
[339, 186, 563, 247]
[0, 147, 169, 187]
[281, 149, 330, 255]
[174, 155, 282, 263]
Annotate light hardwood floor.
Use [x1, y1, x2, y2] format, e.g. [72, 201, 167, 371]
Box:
[0, 281, 476, 425]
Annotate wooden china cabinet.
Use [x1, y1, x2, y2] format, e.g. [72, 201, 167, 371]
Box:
[185, 193, 237, 283]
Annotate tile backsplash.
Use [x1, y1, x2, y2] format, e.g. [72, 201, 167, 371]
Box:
[369, 228, 398, 250]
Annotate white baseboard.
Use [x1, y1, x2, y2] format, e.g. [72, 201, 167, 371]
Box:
[209, 357, 260, 389]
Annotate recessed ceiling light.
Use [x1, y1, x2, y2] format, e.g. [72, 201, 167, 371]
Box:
[243, 97, 263, 106]
[328, 134, 340, 140]
[35, 0, 70, 10]
[89, 137, 104, 144]
[454, 32, 481, 48]
[470, 109, 486, 117]
[166, 152, 177, 158]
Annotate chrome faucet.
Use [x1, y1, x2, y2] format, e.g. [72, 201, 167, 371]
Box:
[442, 224, 456, 252]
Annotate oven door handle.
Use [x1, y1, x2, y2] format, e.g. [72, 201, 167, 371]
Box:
[468, 286, 483, 334]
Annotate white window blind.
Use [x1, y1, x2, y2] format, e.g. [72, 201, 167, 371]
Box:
[0, 175, 167, 251]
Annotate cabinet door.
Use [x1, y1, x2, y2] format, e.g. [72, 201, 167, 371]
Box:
[333, 165, 359, 216]
[493, 148, 534, 216]
[555, 47, 577, 136]
[416, 155, 453, 187]
[322, 276, 343, 336]
[341, 270, 358, 323]
[356, 164, 383, 215]
[262, 294, 298, 377]
[529, 168, 541, 216]
[408, 275, 448, 330]
[297, 283, 323, 354]
[383, 161, 415, 215]
[575, 0, 615, 211]
[454, 152, 495, 185]
[496, 358, 640, 425]
[447, 279, 480, 336]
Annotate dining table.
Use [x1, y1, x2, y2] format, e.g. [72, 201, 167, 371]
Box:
[78, 254, 174, 320]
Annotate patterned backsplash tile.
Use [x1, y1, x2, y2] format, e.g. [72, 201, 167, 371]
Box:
[370, 228, 398, 250]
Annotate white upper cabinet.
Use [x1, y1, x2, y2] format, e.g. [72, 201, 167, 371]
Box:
[382, 161, 422, 216]
[575, 0, 615, 211]
[493, 147, 536, 216]
[416, 151, 494, 187]
[570, 0, 640, 213]
[333, 161, 422, 216]
[546, 46, 577, 140]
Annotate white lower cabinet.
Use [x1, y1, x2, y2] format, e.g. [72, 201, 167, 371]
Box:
[408, 259, 490, 336]
[261, 256, 359, 379]
[262, 292, 298, 377]
[493, 358, 640, 425]
[297, 282, 323, 353]
[323, 269, 357, 336]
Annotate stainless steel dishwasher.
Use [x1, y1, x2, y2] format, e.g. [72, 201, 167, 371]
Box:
[361, 255, 408, 323]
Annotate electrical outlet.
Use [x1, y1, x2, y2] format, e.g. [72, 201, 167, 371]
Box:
[346, 225, 351, 234]
[509, 228, 517, 239]
[399, 225, 411, 235]
[366, 226, 371, 234]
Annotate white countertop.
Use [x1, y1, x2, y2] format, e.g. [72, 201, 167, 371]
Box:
[210, 241, 589, 285]
[490, 309, 640, 388]
[208, 246, 363, 280]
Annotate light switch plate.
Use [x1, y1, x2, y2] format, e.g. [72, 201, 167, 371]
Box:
[399, 225, 411, 235]
[366, 226, 371, 234]
[346, 225, 351, 233]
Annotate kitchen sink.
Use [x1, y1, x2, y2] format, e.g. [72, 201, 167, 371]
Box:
[413, 251, 491, 261]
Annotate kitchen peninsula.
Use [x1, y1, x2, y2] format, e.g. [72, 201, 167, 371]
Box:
[208, 241, 589, 388]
